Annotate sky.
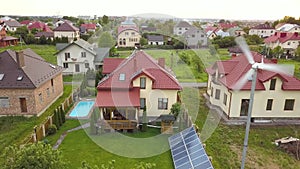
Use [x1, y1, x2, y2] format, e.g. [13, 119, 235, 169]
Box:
[2, 0, 300, 20]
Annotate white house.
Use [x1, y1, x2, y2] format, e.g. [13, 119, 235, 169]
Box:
[117, 19, 141, 47]
[276, 24, 300, 33]
[183, 27, 208, 48]
[173, 21, 193, 36]
[53, 22, 79, 42]
[3, 20, 22, 32]
[206, 52, 300, 120]
[249, 23, 275, 38]
[264, 32, 300, 57]
[147, 35, 164, 45]
[56, 39, 109, 74]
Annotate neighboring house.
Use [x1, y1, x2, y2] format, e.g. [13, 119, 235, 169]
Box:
[28, 21, 52, 32]
[96, 50, 182, 123]
[218, 23, 237, 30]
[54, 20, 72, 27]
[147, 35, 164, 45]
[276, 24, 300, 33]
[173, 21, 193, 35]
[56, 39, 109, 74]
[206, 30, 218, 39]
[228, 46, 243, 57]
[227, 27, 247, 37]
[206, 52, 300, 120]
[264, 32, 300, 58]
[34, 32, 54, 40]
[249, 23, 275, 38]
[141, 27, 157, 33]
[0, 26, 18, 47]
[0, 49, 64, 116]
[80, 23, 97, 32]
[117, 19, 141, 47]
[53, 22, 80, 42]
[183, 27, 208, 48]
[3, 20, 22, 32]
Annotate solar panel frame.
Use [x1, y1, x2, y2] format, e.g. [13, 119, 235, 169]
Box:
[168, 127, 214, 169]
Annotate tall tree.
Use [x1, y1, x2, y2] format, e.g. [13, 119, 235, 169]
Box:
[102, 15, 109, 25]
[2, 142, 66, 169]
[98, 32, 115, 48]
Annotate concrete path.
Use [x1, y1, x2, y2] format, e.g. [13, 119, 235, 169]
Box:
[53, 122, 90, 150]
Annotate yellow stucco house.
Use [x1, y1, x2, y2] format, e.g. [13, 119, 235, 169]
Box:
[117, 19, 141, 47]
[96, 50, 182, 126]
[206, 52, 300, 121]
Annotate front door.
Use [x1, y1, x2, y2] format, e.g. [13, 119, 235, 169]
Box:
[75, 64, 80, 72]
[20, 98, 27, 113]
[240, 99, 249, 116]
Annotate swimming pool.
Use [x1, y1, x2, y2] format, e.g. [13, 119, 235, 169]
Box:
[69, 101, 95, 117]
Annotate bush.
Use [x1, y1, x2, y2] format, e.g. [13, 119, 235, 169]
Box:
[47, 124, 57, 135]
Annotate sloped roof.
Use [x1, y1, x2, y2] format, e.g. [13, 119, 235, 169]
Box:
[94, 48, 110, 62]
[276, 24, 300, 32]
[98, 50, 182, 90]
[102, 58, 125, 74]
[0, 49, 63, 89]
[264, 32, 300, 44]
[4, 20, 22, 27]
[147, 35, 164, 41]
[118, 25, 139, 34]
[175, 21, 192, 28]
[218, 23, 237, 29]
[20, 20, 32, 25]
[183, 27, 205, 36]
[252, 23, 274, 30]
[34, 32, 54, 38]
[206, 52, 300, 90]
[56, 39, 96, 55]
[81, 23, 96, 30]
[56, 43, 68, 51]
[53, 22, 79, 31]
[28, 21, 45, 30]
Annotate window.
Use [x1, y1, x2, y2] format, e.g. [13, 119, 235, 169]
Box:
[131, 32, 135, 35]
[0, 97, 9, 108]
[51, 79, 54, 86]
[125, 32, 129, 36]
[201, 34, 204, 37]
[191, 34, 195, 38]
[85, 63, 89, 68]
[140, 98, 146, 110]
[75, 64, 80, 72]
[211, 87, 214, 97]
[119, 73, 125, 81]
[64, 53, 70, 61]
[266, 99, 273, 110]
[185, 28, 188, 30]
[158, 98, 168, 110]
[178, 31, 182, 34]
[140, 77, 146, 89]
[269, 79, 276, 90]
[223, 94, 227, 105]
[81, 52, 86, 58]
[46, 88, 50, 97]
[287, 42, 291, 45]
[179, 28, 182, 30]
[63, 63, 68, 68]
[0, 74, 4, 81]
[39, 93, 43, 103]
[215, 89, 220, 100]
[284, 99, 295, 111]
[19, 98, 27, 112]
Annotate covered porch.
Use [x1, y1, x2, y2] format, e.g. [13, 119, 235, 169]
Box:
[96, 88, 141, 131]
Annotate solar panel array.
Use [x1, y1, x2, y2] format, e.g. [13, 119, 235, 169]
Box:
[168, 127, 214, 169]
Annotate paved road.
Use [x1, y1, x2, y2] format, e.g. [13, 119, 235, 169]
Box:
[180, 82, 207, 88]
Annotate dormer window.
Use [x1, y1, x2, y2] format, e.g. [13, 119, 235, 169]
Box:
[17, 75, 23, 81]
[0, 74, 4, 81]
[140, 77, 146, 89]
[119, 73, 125, 81]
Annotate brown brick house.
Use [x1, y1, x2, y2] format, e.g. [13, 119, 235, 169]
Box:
[0, 49, 64, 116]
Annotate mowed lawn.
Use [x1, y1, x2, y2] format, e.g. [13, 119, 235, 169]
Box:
[55, 87, 300, 168]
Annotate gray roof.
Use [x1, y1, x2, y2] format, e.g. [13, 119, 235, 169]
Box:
[56, 39, 96, 55]
[0, 49, 63, 89]
[147, 35, 164, 42]
[183, 27, 205, 36]
[94, 48, 110, 62]
[56, 43, 68, 51]
[4, 20, 22, 27]
[175, 21, 192, 28]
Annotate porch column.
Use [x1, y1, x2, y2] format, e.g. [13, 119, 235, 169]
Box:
[99, 108, 103, 120]
[135, 108, 139, 122]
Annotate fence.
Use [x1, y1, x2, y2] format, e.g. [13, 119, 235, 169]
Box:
[22, 90, 75, 144]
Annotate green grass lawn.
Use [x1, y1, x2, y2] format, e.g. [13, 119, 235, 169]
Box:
[0, 44, 57, 64]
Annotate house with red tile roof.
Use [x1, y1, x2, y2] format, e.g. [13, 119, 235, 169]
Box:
[117, 19, 141, 47]
[0, 26, 18, 47]
[206, 52, 300, 120]
[28, 21, 52, 32]
[20, 20, 33, 26]
[53, 22, 79, 42]
[80, 23, 97, 32]
[218, 23, 237, 30]
[249, 23, 275, 38]
[96, 50, 182, 126]
[264, 32, 300, 57]
[0, 49, 64, 116]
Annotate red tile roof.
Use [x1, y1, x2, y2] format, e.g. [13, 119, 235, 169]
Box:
[264, 32, 300, 44]
[206, 52, 300, 90]
[252, 23, 274, 30]
[102, 58, 125, 74]
[98, 50, 182, 90]
[118, 25, 139, 34]
[53, 22, 79, 32]
[218, 23, 237, 29]
[28, 21, 45, 30]
[95, 88, 140, 107]
[20, 20, 32, 25]
[80, 23, 96, 30]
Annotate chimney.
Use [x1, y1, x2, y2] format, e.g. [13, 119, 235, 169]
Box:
[158, 58, 165, 69]
[294, 32, 298, 37]
[16, 51, 25, 68]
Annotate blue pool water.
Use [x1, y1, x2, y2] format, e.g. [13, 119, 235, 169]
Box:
[69, 101, 95, 117]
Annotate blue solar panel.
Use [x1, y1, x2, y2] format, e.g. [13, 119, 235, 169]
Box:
[168, 127, 214, 169]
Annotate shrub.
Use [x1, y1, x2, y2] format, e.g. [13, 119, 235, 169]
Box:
[47, 124, 57, 135]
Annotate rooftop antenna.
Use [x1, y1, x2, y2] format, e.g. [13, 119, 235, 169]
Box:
[233, 37, 293, 169]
